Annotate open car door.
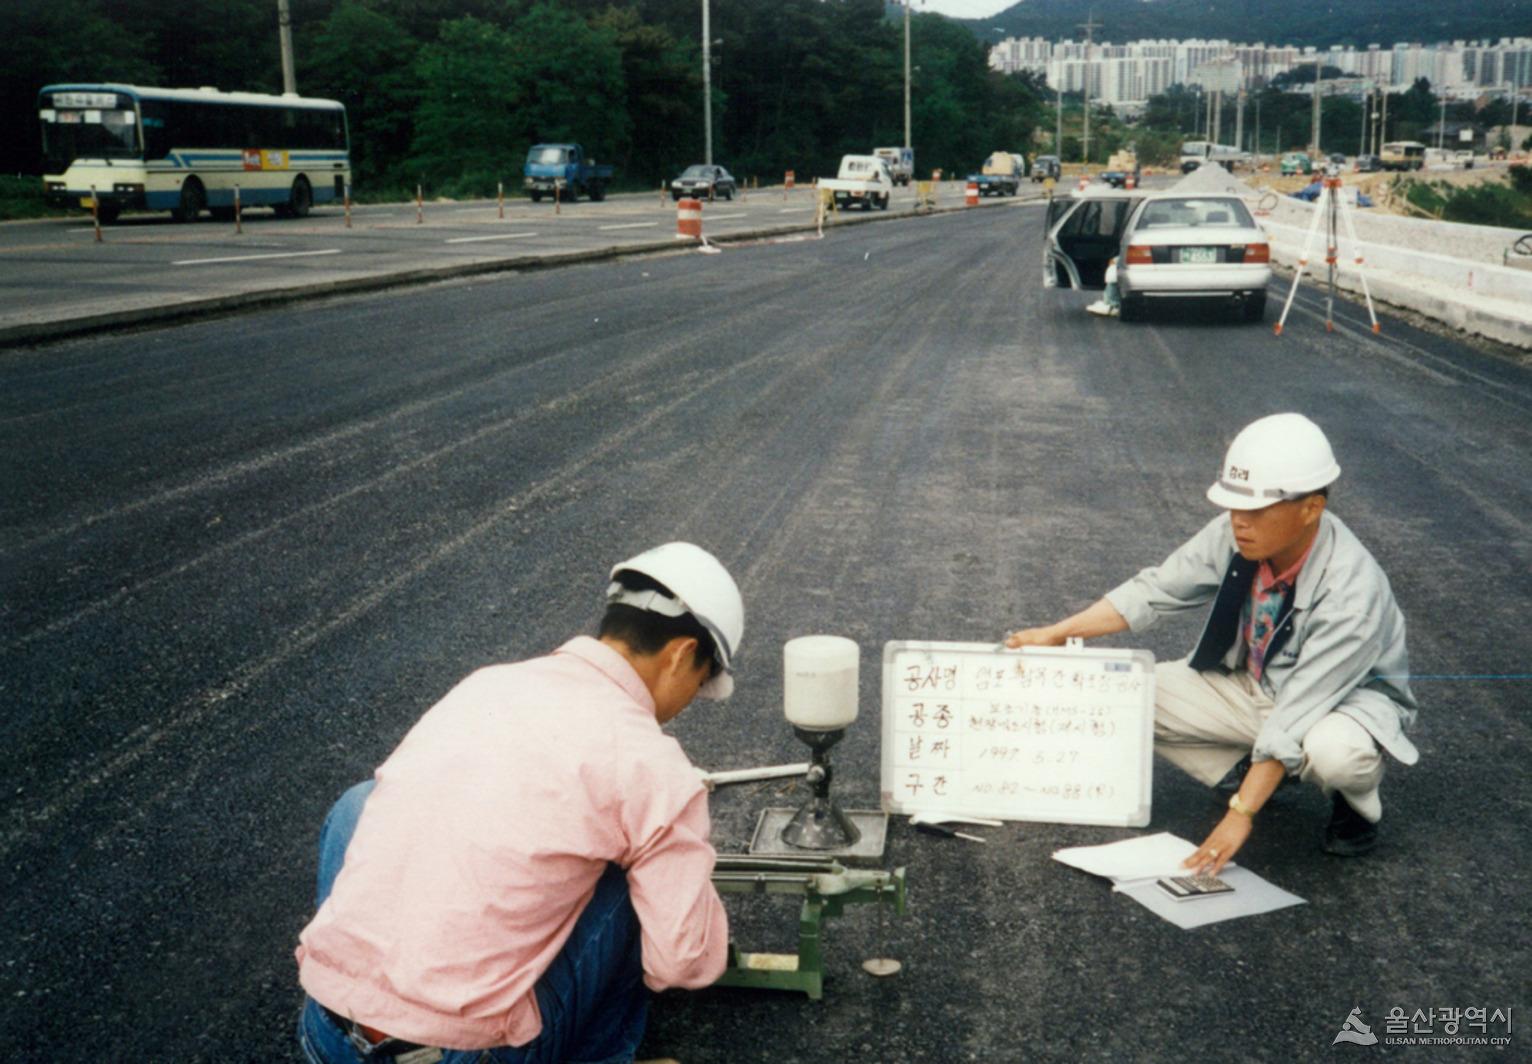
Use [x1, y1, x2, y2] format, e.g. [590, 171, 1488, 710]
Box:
[1043, 191, 1141, 290]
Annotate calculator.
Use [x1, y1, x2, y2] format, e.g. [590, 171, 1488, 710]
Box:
[1156, 873, 1235, 900]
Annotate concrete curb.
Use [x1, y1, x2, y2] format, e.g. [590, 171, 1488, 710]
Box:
[0, 195, 1023, 350]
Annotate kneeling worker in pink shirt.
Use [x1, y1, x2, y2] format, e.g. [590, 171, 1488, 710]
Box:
[295, 542, 743, 1064]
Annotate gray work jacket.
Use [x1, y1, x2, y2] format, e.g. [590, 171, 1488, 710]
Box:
[1105, 511, 1418, 773]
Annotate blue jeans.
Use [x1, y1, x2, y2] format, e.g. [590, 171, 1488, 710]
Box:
[298, 781, 649, 1064]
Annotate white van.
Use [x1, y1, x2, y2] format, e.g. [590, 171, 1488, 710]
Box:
[873, 147, 914, 186]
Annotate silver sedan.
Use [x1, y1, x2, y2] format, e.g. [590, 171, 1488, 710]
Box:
[1116, 195, 1272, 322]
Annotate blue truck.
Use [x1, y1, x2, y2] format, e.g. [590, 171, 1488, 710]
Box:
[522, 143, 613, 202]
[967, 151, 1023, 197]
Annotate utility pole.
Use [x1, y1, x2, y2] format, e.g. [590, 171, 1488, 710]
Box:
[1078, 13, 1099, 165]
[1380, 89, 1388, 149]
[1310, 58, 1323, 153]
[1254, 94, 1262, 161]
[702, 0, 712, 165]
[903, 0, 912, 150]
[1359, 87, 1368, 156]
[1055, 77, 1063, 152]
[1235, 88, 1245, 152]
[1437, 96, 1446, 149]
[277, 0, 296, 95]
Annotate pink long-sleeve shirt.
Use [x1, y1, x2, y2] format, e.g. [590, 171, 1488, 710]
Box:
[295, 636, 728, 1050]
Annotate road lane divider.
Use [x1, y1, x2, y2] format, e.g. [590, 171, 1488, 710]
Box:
[445, 232, 538, 244]
[172, 249, 342, 266]
[599, 222, 661, 231]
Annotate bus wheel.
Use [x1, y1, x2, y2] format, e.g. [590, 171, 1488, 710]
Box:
[173, 179, 205, 223]
[285, 177, 312, 219]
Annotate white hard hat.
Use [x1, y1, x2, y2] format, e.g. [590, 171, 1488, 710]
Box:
[1206, 413, 1340, 510]
[607, 542, 744, 699]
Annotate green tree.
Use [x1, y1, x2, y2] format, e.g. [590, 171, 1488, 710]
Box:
[303, 1, 421, 189]
[591, 6, 700, 182]
[409, 17, 529, 190]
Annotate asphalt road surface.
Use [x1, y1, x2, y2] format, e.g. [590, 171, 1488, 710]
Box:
[0, 181, 1016, 337]
[3, 204, 1528, 1062]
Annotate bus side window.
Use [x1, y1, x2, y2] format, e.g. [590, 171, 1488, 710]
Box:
[141, 101, 171, 159]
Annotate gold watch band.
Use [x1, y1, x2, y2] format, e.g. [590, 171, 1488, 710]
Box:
[1229, 792, 1256, 818]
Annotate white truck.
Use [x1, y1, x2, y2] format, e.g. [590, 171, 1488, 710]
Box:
[873, 146, 915, 186]
[821, 154, 894, 211]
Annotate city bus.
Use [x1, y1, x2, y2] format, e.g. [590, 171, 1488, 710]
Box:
[37, 83, 349, 223]
[1379, 140, 1426, 171]
[1179, 141, 1250, 173]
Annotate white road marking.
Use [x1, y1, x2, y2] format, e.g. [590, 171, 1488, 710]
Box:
[444, 232, 538, 244]
[703, 212, 750, 220]
[598, 221, 660, 230]
[171, 249, 341, 266]
[779, 207, 813, 214]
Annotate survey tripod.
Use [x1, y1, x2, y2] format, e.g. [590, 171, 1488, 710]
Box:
[1274, 165, 1381, 336]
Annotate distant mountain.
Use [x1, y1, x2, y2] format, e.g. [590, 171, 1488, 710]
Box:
[957, 0, 1532, 50]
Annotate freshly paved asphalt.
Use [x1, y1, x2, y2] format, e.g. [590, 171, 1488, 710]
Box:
[2, 202, 1528, 1062]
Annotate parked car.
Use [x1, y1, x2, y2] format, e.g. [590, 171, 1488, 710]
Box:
[1355, 154, 1382, 173]
[1031, 154, 1062, 182]
[1114, 194, 1272, 323]
[670, 164, 736, 201]
[1328, 152, 1348, 166]
[1280, 152, 1313, 176]
[1042, 187, 1141, 291]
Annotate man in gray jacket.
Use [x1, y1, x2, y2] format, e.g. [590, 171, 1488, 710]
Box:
[1006, 413, 1416, 872]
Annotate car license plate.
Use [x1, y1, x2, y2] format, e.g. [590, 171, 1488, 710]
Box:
[1180, 247, 1218, 264]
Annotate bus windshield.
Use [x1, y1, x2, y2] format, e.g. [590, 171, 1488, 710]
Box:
[39, 106, 140, 173]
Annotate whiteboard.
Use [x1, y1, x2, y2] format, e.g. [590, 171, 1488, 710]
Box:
[880, 640, 1156, 827]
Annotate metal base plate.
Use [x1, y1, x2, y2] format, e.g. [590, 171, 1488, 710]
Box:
[747, 807, 889, 860]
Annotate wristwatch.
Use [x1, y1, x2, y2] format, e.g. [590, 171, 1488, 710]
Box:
[1229, 793, 1256, 818]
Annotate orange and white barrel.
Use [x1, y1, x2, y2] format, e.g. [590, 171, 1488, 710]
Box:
[676, 197, 702, 240]
[1125, 173, 1136, 190]
[965, 181, 978, 206]
[1077, 173, 1089, 190]
[785, 170, 796, 190]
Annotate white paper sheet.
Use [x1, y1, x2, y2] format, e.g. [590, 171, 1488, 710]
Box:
[1116, 867, 1307, 929]
[1052, 832, 1305, 928]
[1052, 832, 1216, 882]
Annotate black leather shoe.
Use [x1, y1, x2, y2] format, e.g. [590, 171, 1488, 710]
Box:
[1215, 754, 1291, 797]
[1214, 754, 1253, 795]
[1323, 792, 1379, 856]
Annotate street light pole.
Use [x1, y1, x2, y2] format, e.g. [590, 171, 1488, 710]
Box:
[702, 0, 712, 165]
[903, 0, 912, 150]
[277, 0, 297, 95]
[1310, 58, 1322, 153]
[1437, 96, 1446, 150]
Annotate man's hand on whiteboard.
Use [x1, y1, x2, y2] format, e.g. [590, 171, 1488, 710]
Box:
[1183, 814, 1253, 877]
[1003, 598, 1130, 649]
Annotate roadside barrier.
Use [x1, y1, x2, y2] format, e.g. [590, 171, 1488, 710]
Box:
[676, 197, 702, 241]
[1077, 174, 1089, 191]
[965, 181, 978, 207]
[344, 183, 352, 229]
[916, 181, 936, 212]
[416, 185, 423, 224]
[498, 182, 505, 219]
[1125, 174, 1136, 190]
[234, 184, 243, 234]
[785, 170, 796, 191]
[659, 181, 666, 207]
[90, 185, 102, 243]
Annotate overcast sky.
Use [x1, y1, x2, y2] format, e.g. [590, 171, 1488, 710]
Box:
[916, 0, 1015, 20]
